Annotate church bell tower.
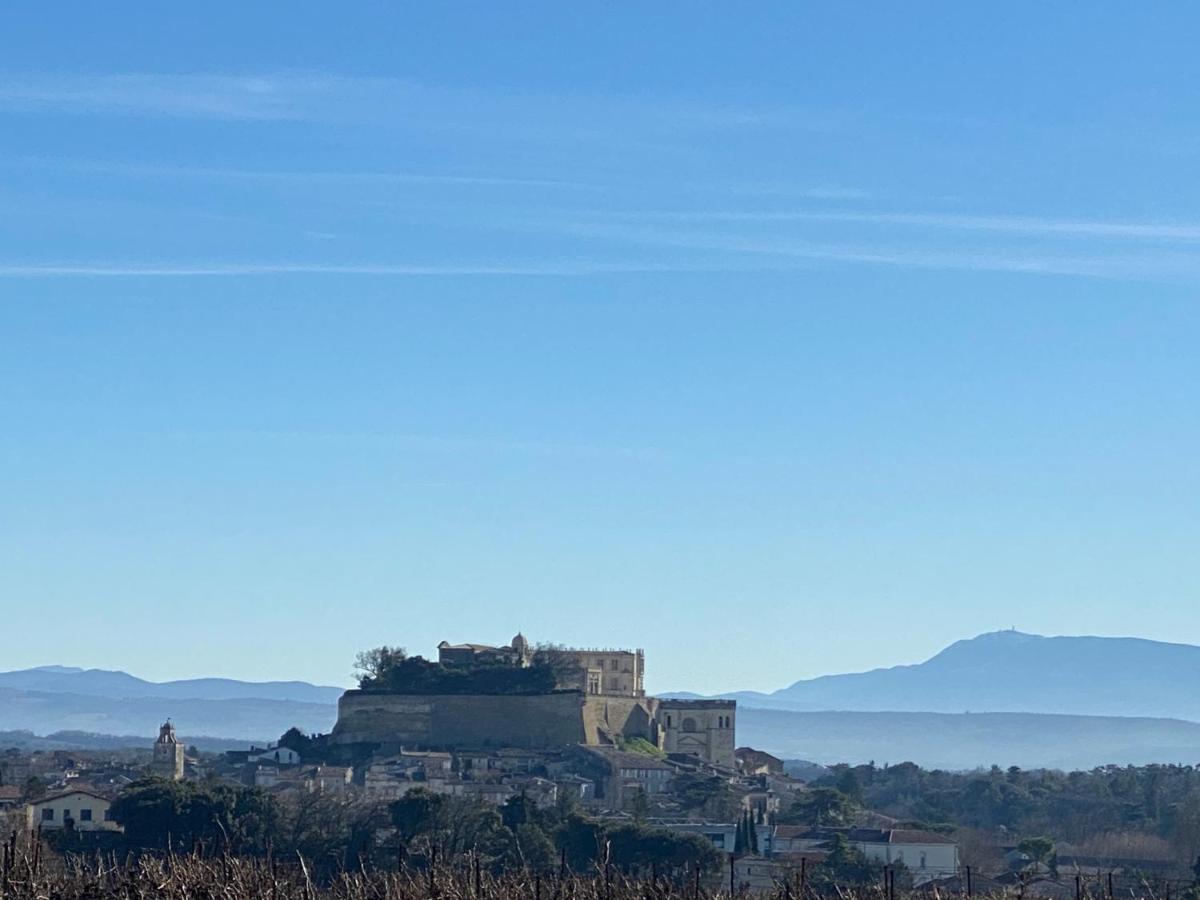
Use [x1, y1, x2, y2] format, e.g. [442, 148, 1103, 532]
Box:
[151, 720, 186, 781]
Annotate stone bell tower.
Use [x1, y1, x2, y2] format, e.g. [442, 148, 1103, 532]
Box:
[151, 720, 186, 781]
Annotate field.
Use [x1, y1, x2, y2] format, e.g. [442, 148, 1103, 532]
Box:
[0, 846, 1191, 900]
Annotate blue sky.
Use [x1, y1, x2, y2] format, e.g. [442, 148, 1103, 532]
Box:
[1, 4, 1198, 694]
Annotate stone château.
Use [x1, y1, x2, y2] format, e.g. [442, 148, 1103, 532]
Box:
[437, 634, 646, 697]
[331, 634, 735, 768]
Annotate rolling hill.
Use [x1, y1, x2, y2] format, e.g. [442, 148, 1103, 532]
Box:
[700, 631, 1200, 721]
[9, 630, 1200, 768]
[0, 666, 344, 704]
[0, 686, 338, 743]
[0, 666, 343, 743]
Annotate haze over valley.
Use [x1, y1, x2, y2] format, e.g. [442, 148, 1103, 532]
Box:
[9, 630, 1200, 770]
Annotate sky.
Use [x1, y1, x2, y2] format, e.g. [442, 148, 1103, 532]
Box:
[1, 4, 1198, 696]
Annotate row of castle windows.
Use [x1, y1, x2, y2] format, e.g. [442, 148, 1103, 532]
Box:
[665, 714, 733, 731]
[592, 658, 633, 672]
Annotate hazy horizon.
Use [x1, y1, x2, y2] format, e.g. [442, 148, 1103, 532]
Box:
[5, 627, 1198, 697]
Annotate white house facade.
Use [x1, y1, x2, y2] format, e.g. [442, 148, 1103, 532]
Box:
[25, 790, 120, 832]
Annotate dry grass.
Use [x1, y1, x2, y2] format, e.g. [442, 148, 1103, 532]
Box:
[0, 840, 1189, 900]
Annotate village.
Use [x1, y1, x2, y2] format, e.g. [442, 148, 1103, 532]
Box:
[0, 636, 968, 892]
[6, 637, 1198, 898]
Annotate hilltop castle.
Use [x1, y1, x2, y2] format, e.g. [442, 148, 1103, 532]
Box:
[331, 634, 735, 768]
[437, 633, 646, 697]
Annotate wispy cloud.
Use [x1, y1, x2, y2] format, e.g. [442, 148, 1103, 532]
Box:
[0, 260, 740, 278]
[0, 72, 833, 138]
[30, 157, 597, 191]
[543, 218, 1200, 282]
[591, 208, 1200, 243]
[723, 183, 873, 201]
[0, 73, 321, 120]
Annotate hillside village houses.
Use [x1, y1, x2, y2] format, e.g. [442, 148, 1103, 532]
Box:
[0, 636, 967, 890]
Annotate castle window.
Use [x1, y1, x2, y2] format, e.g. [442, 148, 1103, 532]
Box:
[666, 715, 672, 727]
[682, 717, 698, 733]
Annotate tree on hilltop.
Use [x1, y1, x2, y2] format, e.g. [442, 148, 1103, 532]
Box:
[354, 646, 408, 688]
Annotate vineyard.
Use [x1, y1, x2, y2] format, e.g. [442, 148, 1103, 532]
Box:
[0, 839, 1193, 900]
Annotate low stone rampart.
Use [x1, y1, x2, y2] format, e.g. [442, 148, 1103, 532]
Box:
[331, 691, 589, 749]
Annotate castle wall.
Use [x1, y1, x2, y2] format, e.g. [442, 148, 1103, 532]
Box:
[331, 691, 588, 749]
[580, 696, 660, 745]
[331, 691, 662, 751]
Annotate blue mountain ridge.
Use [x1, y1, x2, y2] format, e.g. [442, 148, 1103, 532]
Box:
[667, 630, 1200, 722]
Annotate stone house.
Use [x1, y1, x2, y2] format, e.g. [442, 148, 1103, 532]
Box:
[310, 765, 353, 794]
[0, 785, 22, 812]
[251, 746, 301, 766]
[554, 774, 596, 802]
[25, 789, 120, 832]
[736, 748, 785, 776]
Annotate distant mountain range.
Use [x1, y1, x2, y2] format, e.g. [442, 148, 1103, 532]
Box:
[0, 666, 342, 743]
[677, 630, 1200, 721]
[0, 666, 343, 704]
[0, 730, 251, 753]
[7, 630, 1200, 768]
